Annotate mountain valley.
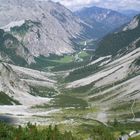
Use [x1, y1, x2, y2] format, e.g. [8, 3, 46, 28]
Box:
[0, 0, 140, 140]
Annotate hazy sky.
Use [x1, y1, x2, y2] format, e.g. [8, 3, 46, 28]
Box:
[52, 0, 140, 11]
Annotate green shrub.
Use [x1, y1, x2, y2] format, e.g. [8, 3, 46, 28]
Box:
[0, 122, 81, 140]
[0, 92, 21, 105]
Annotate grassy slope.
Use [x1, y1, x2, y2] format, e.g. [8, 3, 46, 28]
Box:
[50, 55, 74, 64]
[30, 86, 58, 98]
[95, 16, 140, 56]
[30, 51, 91, 71]
[129, 135, 140, 140]
[64, 63, 100, 82]
[0, 92, 21, 105]
[36, 94, 88, 109]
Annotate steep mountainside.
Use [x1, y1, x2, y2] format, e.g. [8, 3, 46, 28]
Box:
[0, 0, 93, 57]
[0, 29, 35, 65]
[58, 15, 140, 123]
[65, 43, 140, 123]
[75, 6, 129, 38]
[0, 62, 56, 105]
[96, 15, 140, 56]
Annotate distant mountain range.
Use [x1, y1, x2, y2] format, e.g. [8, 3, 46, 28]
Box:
[74, 6, 130, 38]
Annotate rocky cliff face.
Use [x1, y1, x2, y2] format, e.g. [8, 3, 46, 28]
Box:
[0, 62, 56, 105]
[0, 29, 35, 65]
[0, 0, 92, 57]
[0, 63, 30, 104]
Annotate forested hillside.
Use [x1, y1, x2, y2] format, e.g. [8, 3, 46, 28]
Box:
[96, 15, 140, 56]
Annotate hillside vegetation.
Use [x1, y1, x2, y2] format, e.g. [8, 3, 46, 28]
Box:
[0, 121, 117, 140]
[96, 15, 140, 56]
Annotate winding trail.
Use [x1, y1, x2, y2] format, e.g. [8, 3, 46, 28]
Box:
[131, 99, 136, 121]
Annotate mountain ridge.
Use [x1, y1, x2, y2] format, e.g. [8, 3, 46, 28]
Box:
[75, 6, 129, 38]
[95, 14, 140, 56]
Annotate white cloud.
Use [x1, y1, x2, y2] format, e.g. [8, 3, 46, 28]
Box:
[52, 0, 140, 11]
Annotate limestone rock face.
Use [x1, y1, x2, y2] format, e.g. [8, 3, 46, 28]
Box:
[0, 63, 30, 104]
[0, 0, 92, 56]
